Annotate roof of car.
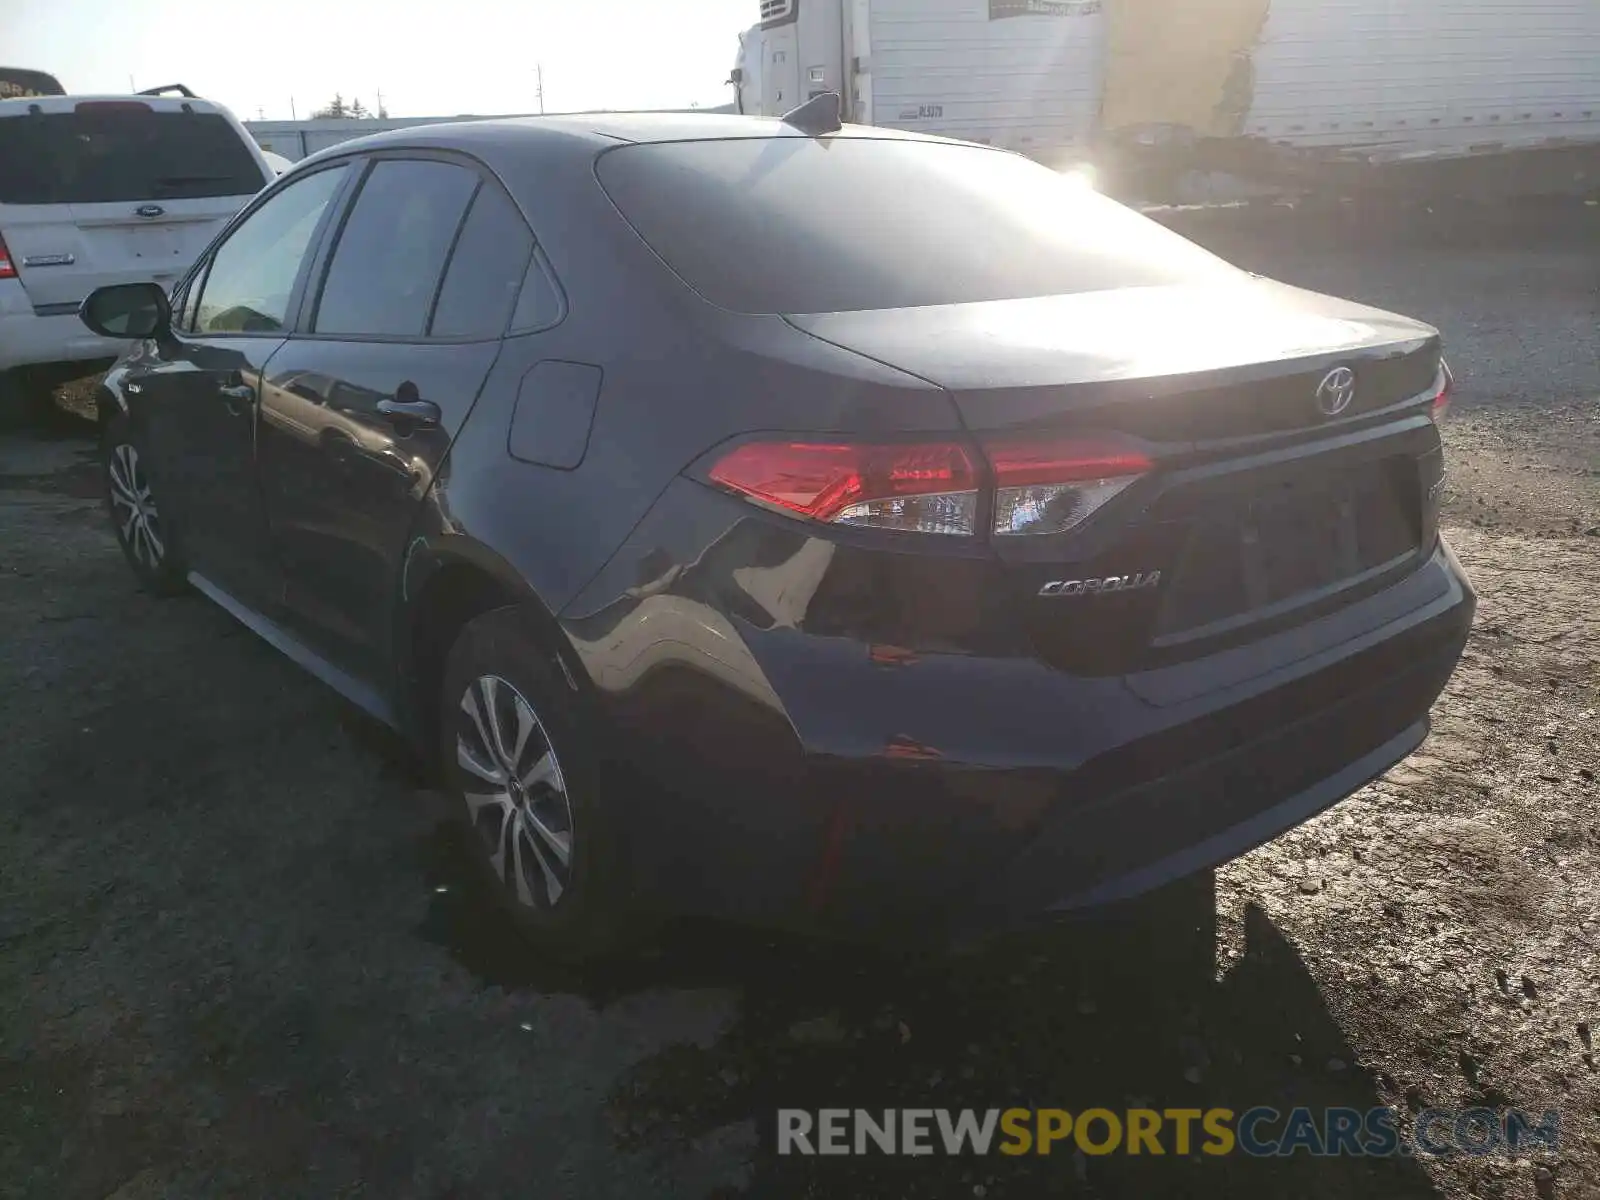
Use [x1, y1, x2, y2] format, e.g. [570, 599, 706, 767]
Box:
[296, 110, 950, 171]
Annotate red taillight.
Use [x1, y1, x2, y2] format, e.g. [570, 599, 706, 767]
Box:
[707, 434, 1154, 538]
[708, 440, 980, 535]
[1429, 362, 1453, 423]
[981, 435, 1153, 537]
[982, 437, 1153, 487]
[0, 232, 14, 280]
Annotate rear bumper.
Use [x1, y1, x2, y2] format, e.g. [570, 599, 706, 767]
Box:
[956, 639, 1454, 937]
[568, 510, 1473, 936]
[0, 290, 125, 373]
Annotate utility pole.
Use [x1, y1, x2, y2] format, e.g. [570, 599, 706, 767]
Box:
[290, 96, 297, 119]
[376, 86, 385, 118]
[128, 73, 136, 92]
[536, 63, 545, 114]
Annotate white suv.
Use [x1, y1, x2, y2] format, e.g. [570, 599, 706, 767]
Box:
[0, 89, 271, 413]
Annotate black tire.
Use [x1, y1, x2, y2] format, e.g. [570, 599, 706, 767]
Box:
[439, 606, 635, 961]
[102, 411, 187, 595]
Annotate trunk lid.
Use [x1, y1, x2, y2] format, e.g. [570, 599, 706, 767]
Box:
[790, 279, 1445, 675]
[785, 278, 1440, 437]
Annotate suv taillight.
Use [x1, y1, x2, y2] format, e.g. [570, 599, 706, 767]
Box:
[705, 432, 1152, 539]
[0, 232, 15, 280]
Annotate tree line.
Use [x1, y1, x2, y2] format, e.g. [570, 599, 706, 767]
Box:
[310, 94, 390, 120]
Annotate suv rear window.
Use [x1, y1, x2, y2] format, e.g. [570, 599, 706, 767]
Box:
[0, 109, 266, 205]
[595, 137, 1238, 314]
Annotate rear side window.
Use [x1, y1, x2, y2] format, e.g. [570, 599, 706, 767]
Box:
[313, 159, 478, 338]
[596, 138, 1239, 314]
[194, 165, 348, 334]
[0, 109, 267, 205]
[429, 183, 533, 338]
[510, 249, 564, 333]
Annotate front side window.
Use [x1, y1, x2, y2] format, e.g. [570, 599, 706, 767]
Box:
[193, 165, 349, 335]
[313, 159, 479, 338]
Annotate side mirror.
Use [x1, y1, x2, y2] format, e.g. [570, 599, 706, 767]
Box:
[79, 282, 171, 340]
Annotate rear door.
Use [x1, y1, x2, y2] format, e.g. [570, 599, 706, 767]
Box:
[258, 155, 528, 679]
[0, 98, 269, 311]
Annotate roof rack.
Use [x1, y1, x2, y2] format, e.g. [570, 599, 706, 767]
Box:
[136, 84, 198, 98]
[780, 91, 842, 136]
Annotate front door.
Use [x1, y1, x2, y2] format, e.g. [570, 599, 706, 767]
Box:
[129, 162, 353, 609]
[258, 157, 534, 679]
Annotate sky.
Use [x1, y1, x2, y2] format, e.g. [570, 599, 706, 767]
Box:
[1, 0, 755, 120]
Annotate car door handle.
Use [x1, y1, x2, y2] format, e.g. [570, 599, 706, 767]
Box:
[218, 382, 255, 414]
[376, 397, 441, 427]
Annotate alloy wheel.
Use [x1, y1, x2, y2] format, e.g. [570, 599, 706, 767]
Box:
[108, 442, 166, 571]
[456, 674, 575, 909]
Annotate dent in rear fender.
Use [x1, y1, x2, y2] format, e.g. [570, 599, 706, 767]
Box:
[557, 480, 811, 727]
[557, 476, 1121, 767]
[394, 514, 581, 737]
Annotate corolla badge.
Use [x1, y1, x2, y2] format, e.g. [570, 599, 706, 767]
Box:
[1038, 571, 1161, 598]
[1315, 366, 1357, 417]
[135, 204, 166, 219]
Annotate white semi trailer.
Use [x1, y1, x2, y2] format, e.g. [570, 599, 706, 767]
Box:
[730, 0, 1600, 198]
[731, 0, 1107, 167]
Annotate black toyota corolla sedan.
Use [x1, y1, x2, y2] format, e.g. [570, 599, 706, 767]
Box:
[80, 102, 1473, 957]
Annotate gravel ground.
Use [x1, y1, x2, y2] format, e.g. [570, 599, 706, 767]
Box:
[1, 206, 1596, 1200]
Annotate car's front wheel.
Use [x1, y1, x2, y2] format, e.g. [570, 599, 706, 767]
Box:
[102, 411, 186, 595]
[439, 606, 635, 961]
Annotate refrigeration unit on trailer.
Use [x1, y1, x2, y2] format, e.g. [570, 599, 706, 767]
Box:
[738, 0, 1108, 166]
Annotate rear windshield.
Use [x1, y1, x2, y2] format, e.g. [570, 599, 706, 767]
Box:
[0, 109, 266, 205]
[595, 137, 1238, 314]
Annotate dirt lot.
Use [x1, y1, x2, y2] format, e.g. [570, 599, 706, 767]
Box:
[2, 205, 1597, 1200]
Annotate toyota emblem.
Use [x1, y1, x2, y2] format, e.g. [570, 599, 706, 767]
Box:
[1315, 367, 1356, 417]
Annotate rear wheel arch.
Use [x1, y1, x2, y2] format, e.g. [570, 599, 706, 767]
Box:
[400, 544, 584, 763]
